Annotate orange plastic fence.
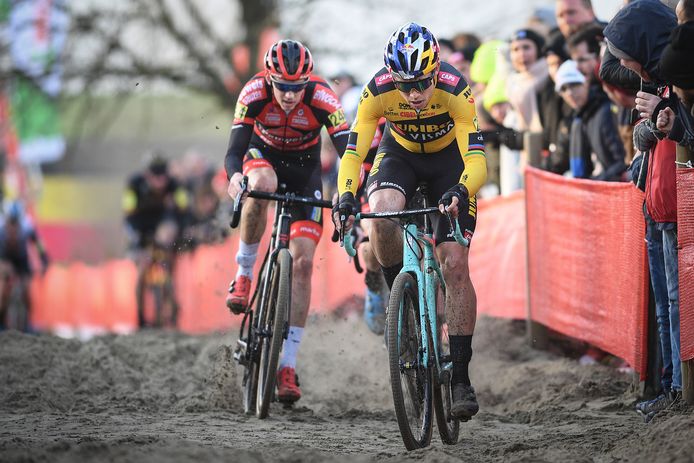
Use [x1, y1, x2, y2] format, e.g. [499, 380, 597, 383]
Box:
[30, 196, 527, 334]
[677, 169, 694, 362]
[525, 167, 649, 375]
[470, 191, 527, 319]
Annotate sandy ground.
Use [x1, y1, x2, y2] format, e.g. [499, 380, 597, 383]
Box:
[1, 314, 693, 462]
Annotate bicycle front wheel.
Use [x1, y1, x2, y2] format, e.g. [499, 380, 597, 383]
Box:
[431, 275, 460, 444]
[256, 248, 291, 418]
[387, 272, 433, 451]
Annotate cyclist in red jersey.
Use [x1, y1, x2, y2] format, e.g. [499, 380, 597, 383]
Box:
[225, 40, 349, 403]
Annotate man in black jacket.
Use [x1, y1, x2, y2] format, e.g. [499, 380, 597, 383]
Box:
[555, 60, 626, 180]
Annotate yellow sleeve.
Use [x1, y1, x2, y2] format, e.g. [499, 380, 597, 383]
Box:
[122, 188, 137, 214]
[449, 87, 488, 197]
[337, 86, 382, 196]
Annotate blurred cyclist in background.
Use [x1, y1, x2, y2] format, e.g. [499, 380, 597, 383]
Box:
[0, 199, 50, 331]
[123, 153, 189, 327]
[225, 39, 349, 404]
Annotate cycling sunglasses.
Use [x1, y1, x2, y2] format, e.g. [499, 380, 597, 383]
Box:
[392, 74, 435, 93]
[271, 80, 308, 93]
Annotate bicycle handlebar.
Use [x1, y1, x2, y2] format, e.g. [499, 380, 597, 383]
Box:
[246, 190, 333, 209]
[229, 176, 332, 229]
[342, 206, 469, 255]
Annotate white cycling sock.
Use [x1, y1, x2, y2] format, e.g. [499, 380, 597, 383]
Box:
[235, 241, 259, 279]
[279, 326, 304, 369]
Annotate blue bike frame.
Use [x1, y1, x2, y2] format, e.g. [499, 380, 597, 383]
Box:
[344, 209, 467, 379]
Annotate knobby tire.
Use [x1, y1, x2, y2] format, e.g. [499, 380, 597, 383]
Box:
[387, 272, 433, 451]
[430, 273, 460, 444]
[256, 248, 291, 418]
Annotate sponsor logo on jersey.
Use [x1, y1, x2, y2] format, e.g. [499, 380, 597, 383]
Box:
[291, 115, 309, 126]
[312, 88, 340, 109]
[265, 112, 281, 124]
[240, 90, 262, 105]
[239, 78, 265, 104]
[463, 87, 472, 99]
[392, 120, 455, 141]
[370, 152, 386, 175]
[439, 72, 460, 86]
[375, 73, 394, 86]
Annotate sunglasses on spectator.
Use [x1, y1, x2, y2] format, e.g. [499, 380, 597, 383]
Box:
[392, 74, 435, 93]
[271, 80, 308, 93]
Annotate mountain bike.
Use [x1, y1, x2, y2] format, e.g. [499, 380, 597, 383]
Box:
[136, 244, 178, 329]
[230, 177, 332, 418]
[343, 185, 468, 450]
[0, 264, 29, 332]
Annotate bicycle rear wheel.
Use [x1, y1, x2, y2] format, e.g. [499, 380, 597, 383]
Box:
[256, 248, 291, 418]
[387, 272, 433, 451]
[431, 274, 460, 444]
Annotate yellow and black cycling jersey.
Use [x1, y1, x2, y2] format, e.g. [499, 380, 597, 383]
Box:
[338, 62, 487, 198]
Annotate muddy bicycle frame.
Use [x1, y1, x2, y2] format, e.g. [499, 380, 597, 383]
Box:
[231, 177, 332, 417]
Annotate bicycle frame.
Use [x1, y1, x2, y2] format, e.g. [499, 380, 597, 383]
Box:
[252, 194, 292, 342]
[344, 204, 467, 383]
[236, 193, 292, 365]
[231, 181, 333, 416]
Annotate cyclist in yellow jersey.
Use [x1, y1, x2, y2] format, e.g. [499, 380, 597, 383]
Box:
[334, 23, 487, 420]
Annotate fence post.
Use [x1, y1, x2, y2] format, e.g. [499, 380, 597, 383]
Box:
[683, 361, 694, 405]
[523, 131, 548, 348]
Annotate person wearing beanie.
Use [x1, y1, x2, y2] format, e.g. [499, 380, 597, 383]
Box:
[659, 21, 694, 91]
[503, 28, 549, 193]
[554, 60, 626, 181]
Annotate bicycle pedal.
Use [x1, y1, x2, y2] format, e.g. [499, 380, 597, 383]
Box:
[233, 339, 248, 364]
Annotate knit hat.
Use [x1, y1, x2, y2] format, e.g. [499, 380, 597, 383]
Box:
[554, 60, 585, 92]
[470, 40, 505, 85]
[510, 28, 545, 57]
[659, 22, 694, 89]
[483, 71, 509, 112]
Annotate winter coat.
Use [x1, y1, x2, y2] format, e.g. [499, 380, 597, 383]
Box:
[569, 86, 627, 181]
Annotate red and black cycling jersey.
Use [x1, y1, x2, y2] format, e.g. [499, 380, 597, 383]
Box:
[224, 72, 350, 177]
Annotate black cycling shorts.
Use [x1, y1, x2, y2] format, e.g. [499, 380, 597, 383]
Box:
[242, 145, 325, 243]
[364, 131, 477, 245]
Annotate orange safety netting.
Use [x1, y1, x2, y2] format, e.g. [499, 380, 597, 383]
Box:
[29, 195, 528, 334]
[525, 167, 649, 375]
[677, 169, 694, 362]
[471, 191, 527, 319]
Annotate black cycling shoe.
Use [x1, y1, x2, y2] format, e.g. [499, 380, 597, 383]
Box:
[451, 383, 479, 420]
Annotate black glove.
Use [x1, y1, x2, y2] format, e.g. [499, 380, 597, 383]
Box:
[334, 192, 357, 223]
[498, 128, 524, 150]
[439, 184, 469, 208]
